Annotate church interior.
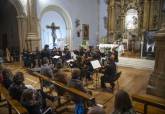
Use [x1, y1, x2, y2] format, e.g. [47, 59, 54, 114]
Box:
[0, 0, 165, 114]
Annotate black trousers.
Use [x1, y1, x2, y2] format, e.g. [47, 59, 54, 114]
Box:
[100, 75, 115, 88]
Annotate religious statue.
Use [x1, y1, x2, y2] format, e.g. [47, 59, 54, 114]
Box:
[46, 22, 60, 46]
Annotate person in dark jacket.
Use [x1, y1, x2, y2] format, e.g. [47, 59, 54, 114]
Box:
[68, 68, 88, 114]
[2, 69, 13, 89]
[22, 49, 31, 68]
[9, 72, 27, 101]
[41, 45, 51, 63]
[21, 88, 43, 114]
[54, 71, 68, 96]
[100, 56, 117, 90]
[21, 88, 55, 114]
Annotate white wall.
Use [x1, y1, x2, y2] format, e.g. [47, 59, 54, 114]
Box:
[37, 0, 99, 50]
[99, 0, 107, 40]
[41, 11, 67, 49]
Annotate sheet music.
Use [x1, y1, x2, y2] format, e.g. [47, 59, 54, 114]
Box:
[52, 55, 61, 59]
[25, 85, 35, 89]
[66, 59, 74, 63]
[90, 60, 101, 69]
[71, 52, 77, 60]
[31, 68, 41, 72]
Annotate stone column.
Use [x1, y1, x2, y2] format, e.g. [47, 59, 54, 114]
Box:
[147, 31, 165, 98]
[17, 15, 27, 64]
[26, 0, 40, 51]
[120, 0, 125, 33]
[107, 0, 116, 43]
[147, 0, 165, 99]
[143, 0, 150, 30]
[17, 15, 27, 53]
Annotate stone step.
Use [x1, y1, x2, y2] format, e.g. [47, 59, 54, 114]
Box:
[117, 57, 155, 70]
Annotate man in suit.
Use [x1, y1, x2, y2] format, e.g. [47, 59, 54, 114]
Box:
[100, 56, 117, 90]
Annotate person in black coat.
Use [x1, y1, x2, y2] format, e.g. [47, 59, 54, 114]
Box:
[41, 45, 51, 63]
[2, 69, 13, 89]
[9, 72, 27, 101]
[100, 56, 117, 90]
[22, 49, 31, 68]
[21, 88, 55, 114]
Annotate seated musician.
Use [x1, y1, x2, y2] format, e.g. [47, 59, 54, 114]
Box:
[9, 72, 27, 101]
[41, 45, 51, 63]
[68, 56, 85, 80]
[100, 56, 117, 91]
[85, 46, 95, 81]
[79, 47, 85, 56]
[85, 57, 94, 81]
[63, 48, 71, 61]
[57, 48, 62, 57]
[22, 49, 31, 68]
[68, 68, 87, 114]
[32, 47, 41, 68]
[1, 68, 13, 89]
[112, 47, 119, 63]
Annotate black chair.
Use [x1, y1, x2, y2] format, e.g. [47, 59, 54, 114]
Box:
[112, 71, 121, 90]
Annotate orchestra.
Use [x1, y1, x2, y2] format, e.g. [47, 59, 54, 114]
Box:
[21, 45, 119, 90]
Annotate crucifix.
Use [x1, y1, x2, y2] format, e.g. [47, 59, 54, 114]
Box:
[46, 22, 60, 46]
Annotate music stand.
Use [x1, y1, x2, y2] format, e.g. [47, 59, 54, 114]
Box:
[90, 60, 101, 89]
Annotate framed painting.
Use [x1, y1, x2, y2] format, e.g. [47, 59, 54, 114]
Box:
[82, 24, 89, 40]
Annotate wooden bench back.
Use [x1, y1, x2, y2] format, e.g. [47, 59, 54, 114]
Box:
[26, 69, 95, 105]
[0, 84, 28, 114]
[132, 94, 165, 114]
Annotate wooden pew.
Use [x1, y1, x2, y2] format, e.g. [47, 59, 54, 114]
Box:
[0, 84, 28, 114]
[132, 94, 165, 114]
[26, 69, 95, 109]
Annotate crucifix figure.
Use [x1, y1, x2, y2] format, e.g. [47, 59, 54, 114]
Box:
[46, 22, 60, 46]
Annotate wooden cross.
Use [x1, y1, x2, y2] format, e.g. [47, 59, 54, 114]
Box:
[46, 22, 60, 46]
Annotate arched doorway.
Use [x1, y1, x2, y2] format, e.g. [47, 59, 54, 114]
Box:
[39, 5, 72, 50]
[0, 0, 25, 62]
[40, 11, 67, 49]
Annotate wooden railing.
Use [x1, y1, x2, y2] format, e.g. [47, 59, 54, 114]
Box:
[26, 69, 95, 108]
[132, 94, 165, 114]
[0, 84, 28, 114]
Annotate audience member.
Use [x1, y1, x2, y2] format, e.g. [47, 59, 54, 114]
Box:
[2, 68, 13, 89]
[112, 90, 136, 114]
[54, 71, 68, 96]
[68, 68, 87, 114]
[21, 88, 55, 114]
[41, 57, 54, 79]
[88, 106, 105, 114]
[9, 72, 27, 101]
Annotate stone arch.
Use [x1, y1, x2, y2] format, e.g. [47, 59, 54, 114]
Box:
[39, 5, 73, 49]
[9, 0, 27, 55]
[9, 0, 26, 16]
